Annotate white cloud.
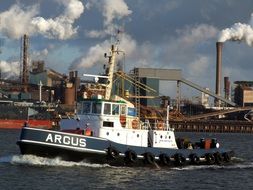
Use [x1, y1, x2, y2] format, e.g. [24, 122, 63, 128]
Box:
[0, 60, 20, 79]
[188, 55, 211, 77]
[85, 0, 132, 38]
[0, 0, 84, 40]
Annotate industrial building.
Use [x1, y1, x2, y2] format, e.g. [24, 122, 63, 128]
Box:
[234, 81, 253, 107]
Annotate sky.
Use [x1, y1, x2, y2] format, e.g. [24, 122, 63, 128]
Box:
[0, 0, 253, 101]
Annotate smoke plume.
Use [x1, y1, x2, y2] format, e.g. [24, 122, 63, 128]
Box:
[0, 0, 84, 40]
[218, 14, 253, 46]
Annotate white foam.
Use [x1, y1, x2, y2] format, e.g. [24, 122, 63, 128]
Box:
[171, 162, 253, 171]
[0, 155, 111, 168]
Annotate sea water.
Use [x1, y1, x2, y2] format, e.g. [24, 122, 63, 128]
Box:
[0, 129, 253, 190]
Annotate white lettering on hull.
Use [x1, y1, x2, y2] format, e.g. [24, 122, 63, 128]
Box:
[45, 133, 86, 147]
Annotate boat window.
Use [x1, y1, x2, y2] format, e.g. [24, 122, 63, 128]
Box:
[82, 102, 91, 114]
[103, 121, 114, 127]
[128, 107, 136, 116]
[77, 103, 82, 114]
[121, 105, 126, 115]
[103, 103, 111, 115]
[92, 102, 102, 114]
[112, 104, 119, 115]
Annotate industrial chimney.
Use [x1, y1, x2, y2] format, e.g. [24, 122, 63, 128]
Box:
[224, 76, 230, 100]
[215, 42, 223, 107]
[22, 34, 29, 92]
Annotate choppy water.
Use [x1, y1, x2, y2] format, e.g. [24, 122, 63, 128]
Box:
[0, 129, 253, 190]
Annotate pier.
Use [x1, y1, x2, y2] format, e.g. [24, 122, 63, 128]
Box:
[170, 120, 253, 133]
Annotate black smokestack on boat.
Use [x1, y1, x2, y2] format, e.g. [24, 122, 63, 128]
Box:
[215, 42, 223, 107]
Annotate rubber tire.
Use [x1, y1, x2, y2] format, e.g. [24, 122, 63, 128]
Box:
[144, 152, 155, 165]
[205, 153, 215, 165]
[189, 153, 200, 165]
[222, 152, 231, 163]
[107, 146, 119, 159]
[125, 150, 138, 163]
[159, 153, 171, 166]
[214, 152, 223, 165]
[174, 153, 186, 166]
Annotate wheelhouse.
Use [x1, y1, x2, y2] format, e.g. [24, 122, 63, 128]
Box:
[77, 99, 136, 118]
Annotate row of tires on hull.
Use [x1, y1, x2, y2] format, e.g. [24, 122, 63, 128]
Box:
[107, 146, 232, 166]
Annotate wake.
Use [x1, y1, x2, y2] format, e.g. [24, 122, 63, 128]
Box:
[172, 157, 253, 171]
[0, 155, 251, 170]
[0, 154, 111, 168]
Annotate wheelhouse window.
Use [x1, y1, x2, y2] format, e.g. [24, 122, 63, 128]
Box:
[92, 102, 102, 114]
[112, 104, 119, 115]
[120, 105, 126, 115]
[128, 107, 136, 116]
[103, 103, 111, 115]
[82, 102, 91, 114]
[77, 103, 82, 114]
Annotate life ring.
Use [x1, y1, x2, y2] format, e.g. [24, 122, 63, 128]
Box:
[143, 152, 155, 165]
[120, 115, 126, 126]
[214, 152, 223, 164]
[205, 153, 215, 165]
[222, 152, 231, 162]
[107, 146, 119, 159]
[124, 150, 138, 163]
[159, 153, 171, 166]
[189, 153, 200, 165]
[157, 121, 164, 130]
[132, 120, 138, 129]
[174, 153, 186, 166]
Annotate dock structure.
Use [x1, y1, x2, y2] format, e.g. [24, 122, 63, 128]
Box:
[170, 120, 253, 133]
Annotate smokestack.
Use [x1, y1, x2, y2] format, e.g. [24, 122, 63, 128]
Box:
[224, 76, 230, 100]
[215, 42, 223, 107]
[22, 34, 29, 92]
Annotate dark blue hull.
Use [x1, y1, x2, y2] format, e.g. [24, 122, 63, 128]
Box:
[17, 127, 234, 166]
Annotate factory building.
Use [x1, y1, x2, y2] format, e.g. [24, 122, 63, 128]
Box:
[29, 61, 64, 87]
[234, 81, 253, 107]
[139, 77, 160, 107]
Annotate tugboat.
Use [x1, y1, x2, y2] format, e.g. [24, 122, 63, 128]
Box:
[17, 44, 234, 167]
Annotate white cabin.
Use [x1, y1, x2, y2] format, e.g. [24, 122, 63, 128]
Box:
[60, 97, 178, 149]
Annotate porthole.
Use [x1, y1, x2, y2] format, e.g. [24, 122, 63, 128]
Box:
[137, 134, 140, 138]
[106, 132, 109, 136]
[160, 135, 163, 139]
[117, 133, 120, 136]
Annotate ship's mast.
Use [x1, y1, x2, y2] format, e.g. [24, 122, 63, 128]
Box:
[105, 44, 116, 100]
